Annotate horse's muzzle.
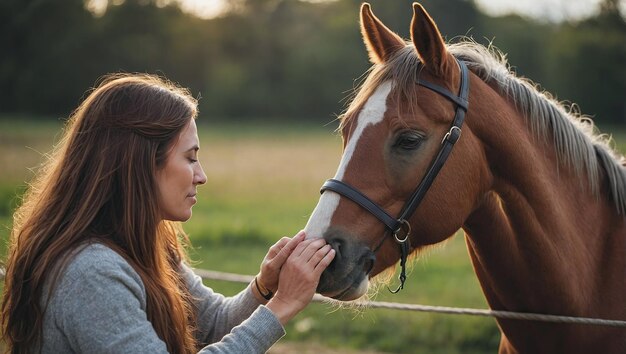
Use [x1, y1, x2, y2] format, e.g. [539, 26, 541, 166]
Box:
[316, 228, 376, 300]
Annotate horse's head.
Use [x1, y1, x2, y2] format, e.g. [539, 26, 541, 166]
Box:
[305, 3, 489, 300]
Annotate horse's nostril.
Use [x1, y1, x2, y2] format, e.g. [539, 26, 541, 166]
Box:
[363, 254, 375, 275]
[328, 238, 344, 259]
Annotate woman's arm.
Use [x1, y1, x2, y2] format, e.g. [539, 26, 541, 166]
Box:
[182, 231, 334, 343]
[180, 263, 284, 345]
[47, 244, 284, 354]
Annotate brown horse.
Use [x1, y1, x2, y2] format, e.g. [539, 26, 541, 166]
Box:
[304, 3, 626, 353]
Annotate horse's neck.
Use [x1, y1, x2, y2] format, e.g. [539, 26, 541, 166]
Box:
[462, 82, 626, 320]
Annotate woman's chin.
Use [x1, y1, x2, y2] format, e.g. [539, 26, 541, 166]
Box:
[161, 210, 192, 222]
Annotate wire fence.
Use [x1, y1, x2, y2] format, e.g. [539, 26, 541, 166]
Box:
[194, 269, 626, 328]
[1, 267, 624, 327]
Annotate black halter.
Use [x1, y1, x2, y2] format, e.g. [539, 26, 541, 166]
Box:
[320, 58, 470, 293]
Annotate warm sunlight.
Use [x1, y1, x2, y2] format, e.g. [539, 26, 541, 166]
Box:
[85, 0, 620, 22]
[86, 0, 228, 18]
[475, 0, 606, 22]
[177, 0, 227, 18]
[181, 0, 612, 22]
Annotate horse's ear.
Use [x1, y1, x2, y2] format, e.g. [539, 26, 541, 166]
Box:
[360, 3, 405, 64]
[410, 3, 453, 77]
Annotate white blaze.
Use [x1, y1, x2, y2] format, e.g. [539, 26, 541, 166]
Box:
[304, 81, 393, 239]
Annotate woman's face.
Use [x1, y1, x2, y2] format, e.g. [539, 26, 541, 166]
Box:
[156, 119, 207, 221]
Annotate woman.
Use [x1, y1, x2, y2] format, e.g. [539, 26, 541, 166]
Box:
[1, 74, 335, 353]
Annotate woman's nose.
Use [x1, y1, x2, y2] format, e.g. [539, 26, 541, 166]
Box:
[195, 164, 207, 185]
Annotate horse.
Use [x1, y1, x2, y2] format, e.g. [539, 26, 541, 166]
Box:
[303, 3, 626, 353]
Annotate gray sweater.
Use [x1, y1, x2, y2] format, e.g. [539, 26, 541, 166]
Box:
[40, 243, 285, 353]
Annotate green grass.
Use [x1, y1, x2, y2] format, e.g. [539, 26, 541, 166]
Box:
[1, 118, 624, 353]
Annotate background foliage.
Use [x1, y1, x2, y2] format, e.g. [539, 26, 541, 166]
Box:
[1, 0, 625, 124]
[1, 0, 625, 352]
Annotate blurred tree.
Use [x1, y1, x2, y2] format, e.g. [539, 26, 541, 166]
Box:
[545, 0, 626, 124]
[202, 0, 368, 120]
[481, 15, 553, 87]
[0, 0, 624, 124]
[89, 0, 211, 94]
[0, 0, 96, 114]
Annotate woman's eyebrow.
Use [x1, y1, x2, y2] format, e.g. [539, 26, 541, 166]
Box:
[185, 145, 199, 152]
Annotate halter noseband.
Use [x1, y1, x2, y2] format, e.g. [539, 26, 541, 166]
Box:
[320, 58, 470, 293]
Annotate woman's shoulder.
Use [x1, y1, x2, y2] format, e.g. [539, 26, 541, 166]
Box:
[63, 243, 135, 276]
[41, 243, 164, 353]
[51, 242, 145, 299]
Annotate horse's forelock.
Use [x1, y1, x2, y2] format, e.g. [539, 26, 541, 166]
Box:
[340, 44, 422, 132]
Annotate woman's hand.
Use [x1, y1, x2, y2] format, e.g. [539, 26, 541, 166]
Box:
[265, 236, 335, 325]
[256, 231, 307, 294]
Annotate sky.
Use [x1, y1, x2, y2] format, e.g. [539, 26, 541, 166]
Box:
[87, 0, 625, 23]
[474, 0, 617, 22]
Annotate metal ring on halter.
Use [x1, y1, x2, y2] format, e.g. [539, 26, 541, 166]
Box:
[393, 219, 411, 243]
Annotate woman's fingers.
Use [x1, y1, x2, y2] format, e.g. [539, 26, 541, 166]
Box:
[258, 231, 307, 293]
[308, 244, 332, 266]
[283, 238, 333, 281]
[267, 236, 292, 259]
[314, 247, 335, 275]
[264, 235, 336, 324]
[289, 237, 316, 258]
[274, 231, 305, 261]
[296, 238, 327, 261]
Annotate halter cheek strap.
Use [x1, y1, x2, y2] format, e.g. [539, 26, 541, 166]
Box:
[320, 59, 470, 293]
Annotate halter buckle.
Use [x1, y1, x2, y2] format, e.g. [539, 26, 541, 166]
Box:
[393, 219, 411, 243]
[442, 126, 462, 144]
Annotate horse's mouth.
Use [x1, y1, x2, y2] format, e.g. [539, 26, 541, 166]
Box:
[319, 275, 369, 301]
[313, 227, 377, 301]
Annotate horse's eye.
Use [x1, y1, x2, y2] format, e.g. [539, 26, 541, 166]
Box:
[394, 132, 424, 151]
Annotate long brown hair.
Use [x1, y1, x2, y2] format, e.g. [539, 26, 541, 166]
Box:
[2, 74, 199, 353]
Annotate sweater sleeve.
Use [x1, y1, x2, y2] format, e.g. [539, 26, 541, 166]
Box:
[179, 263, 285, 345]
[48, 244, 285, 354]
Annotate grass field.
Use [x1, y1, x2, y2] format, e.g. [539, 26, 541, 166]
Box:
[1, 118, 624, 353]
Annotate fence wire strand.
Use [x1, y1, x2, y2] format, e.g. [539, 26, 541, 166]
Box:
[195, 269, 626, 328]
[2, 267, 623, 327]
